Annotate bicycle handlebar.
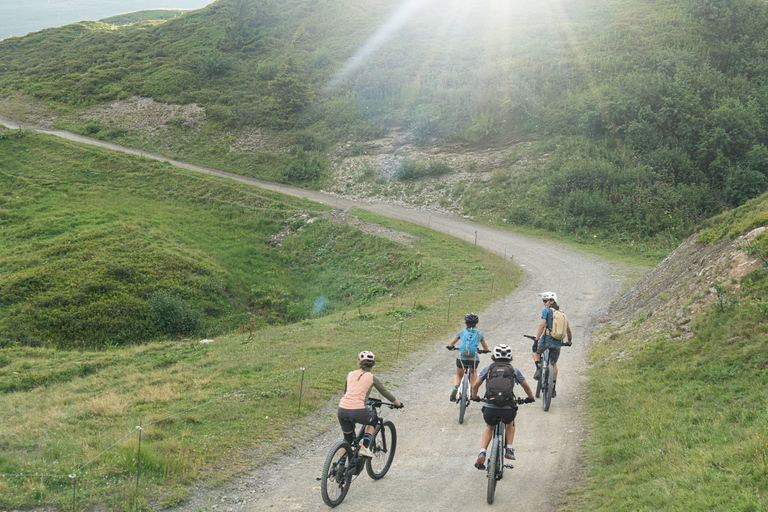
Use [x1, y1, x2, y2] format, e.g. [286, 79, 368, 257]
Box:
[472, 397, 534, 405]
[446, 346, 490, 353]
[523, 334, 571, 347]
[366, 398, 403, 409]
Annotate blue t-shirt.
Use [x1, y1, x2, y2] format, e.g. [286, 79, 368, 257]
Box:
[543, 306, 554, 329]
[456, 328, 485, 361]
[477, 363, 526, 409]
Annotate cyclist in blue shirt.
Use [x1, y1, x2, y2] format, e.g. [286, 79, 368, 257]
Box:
[532, 292, 573, 398]
[446, 313, 490, 402]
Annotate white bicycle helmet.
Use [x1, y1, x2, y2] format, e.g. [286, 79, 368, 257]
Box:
[539, 291, 557, 302]
[492, 344, 513, 361]
[358, 351, 376, 364]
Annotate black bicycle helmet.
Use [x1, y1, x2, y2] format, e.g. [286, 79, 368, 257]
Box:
[464, 313, 479, 325]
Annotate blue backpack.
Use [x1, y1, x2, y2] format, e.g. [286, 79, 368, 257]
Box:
[459, 328, 480, 358]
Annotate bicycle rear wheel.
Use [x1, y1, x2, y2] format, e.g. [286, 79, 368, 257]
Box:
[486, 436, 500, 504]
[542, 364, 554, 412]
[458, 375, 469, 424]
[366, 421, 397, 479]
[321, 441, 353, 507]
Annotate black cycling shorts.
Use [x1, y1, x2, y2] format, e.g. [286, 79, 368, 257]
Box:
[456, 358, 480, 370]
[337, 407, 377, 433]
[482, 405, 518, 426]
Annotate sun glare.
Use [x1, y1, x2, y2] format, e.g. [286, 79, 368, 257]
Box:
[324, 0, 581, 91]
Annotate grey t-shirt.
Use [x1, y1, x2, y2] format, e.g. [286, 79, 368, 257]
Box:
[477, 363, 525, 409]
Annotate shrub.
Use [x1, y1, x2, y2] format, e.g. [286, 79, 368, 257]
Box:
[195, 51, 234, 78]
[149, 291, 199, 336]
[395, 159, 451, 181]
[142, 68, 197, 99]
[280, 150, 324, 183]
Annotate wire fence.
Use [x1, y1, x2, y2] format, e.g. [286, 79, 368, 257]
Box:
[1, 257, 516, 510]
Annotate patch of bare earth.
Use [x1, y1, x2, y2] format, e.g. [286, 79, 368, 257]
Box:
[322, 130, 546, 214]
[268, 210, 418, 248]
[81, 95, 206, 132]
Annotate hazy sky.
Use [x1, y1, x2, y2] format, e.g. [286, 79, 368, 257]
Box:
[0, 1, 213, 39]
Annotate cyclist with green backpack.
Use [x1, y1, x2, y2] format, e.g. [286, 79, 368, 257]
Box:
[531, 292, 573, 398]
[471, 344, 534, 467]
[446, 313, 490, 402]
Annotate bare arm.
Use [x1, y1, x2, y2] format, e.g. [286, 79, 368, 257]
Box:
[471, 377, 482, 399]
[535, 318, 546, 341]
[520, 380, 534, 400]
[447, 335, 460, 348]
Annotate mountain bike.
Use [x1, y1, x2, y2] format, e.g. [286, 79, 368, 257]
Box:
[524, 334, 568, 412]
[320, 399, 400, 507]
[473, 397, 531, 504]
[447, 346, 490, 424]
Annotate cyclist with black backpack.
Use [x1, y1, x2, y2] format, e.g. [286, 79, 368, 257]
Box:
[532, 292, 573, 398]
[471, 344, 534, 468]
[446, 313, 490, 402]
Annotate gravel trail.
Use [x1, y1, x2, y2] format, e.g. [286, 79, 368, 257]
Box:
[0, 117, 634, 511]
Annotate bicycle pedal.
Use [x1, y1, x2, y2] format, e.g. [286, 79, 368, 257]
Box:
[504, 464, 515, 469]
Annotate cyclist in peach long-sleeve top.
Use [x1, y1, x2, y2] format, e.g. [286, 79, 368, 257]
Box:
[337, 351, 403, 457]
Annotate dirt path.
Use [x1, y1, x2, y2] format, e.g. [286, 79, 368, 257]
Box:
[1, 117, 636, 511]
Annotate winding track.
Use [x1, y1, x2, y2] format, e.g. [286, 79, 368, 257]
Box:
[1, 117, 629, 510]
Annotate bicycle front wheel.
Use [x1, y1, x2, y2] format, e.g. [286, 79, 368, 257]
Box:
[542, 364, 554, 412]
[458, 375, 469, 424]
[486, 436, 500, 504]
[535, 374, 542, 399]
[321, 441, 353, 507]
[366, 421, 397, 479]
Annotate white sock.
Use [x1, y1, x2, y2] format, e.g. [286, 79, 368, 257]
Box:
[506, 445, 513, 450]
[479, 449, 486, 455]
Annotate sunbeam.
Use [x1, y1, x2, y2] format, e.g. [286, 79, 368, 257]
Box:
[323, 0, 429, 93]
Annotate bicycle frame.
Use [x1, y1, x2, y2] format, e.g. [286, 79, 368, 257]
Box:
[348, 400, 391, 475]
[448, 346, 488, 424]
[456, 358, 474, 423]
[482, 397, 528, 504]
[524, 334, 565, 412]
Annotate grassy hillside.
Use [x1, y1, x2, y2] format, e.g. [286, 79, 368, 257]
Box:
[0, 129, 455, 349]
[0, 129, 521, 509]
[563, 193, 768, 511]
[2, 0, 767, 251]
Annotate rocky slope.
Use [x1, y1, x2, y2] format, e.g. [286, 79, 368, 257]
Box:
[603, 226, 766, 353]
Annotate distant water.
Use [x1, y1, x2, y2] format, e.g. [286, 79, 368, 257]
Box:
[0, 1, 212, 40]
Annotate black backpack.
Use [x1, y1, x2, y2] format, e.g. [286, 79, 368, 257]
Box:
[485, 362, 516, 406]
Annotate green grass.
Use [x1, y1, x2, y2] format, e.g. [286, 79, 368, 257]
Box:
[562, 270, 768, 511]
[0, 130, 521, 509]
[697, 190, 768, 249]
[1, 130, 472, 348]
